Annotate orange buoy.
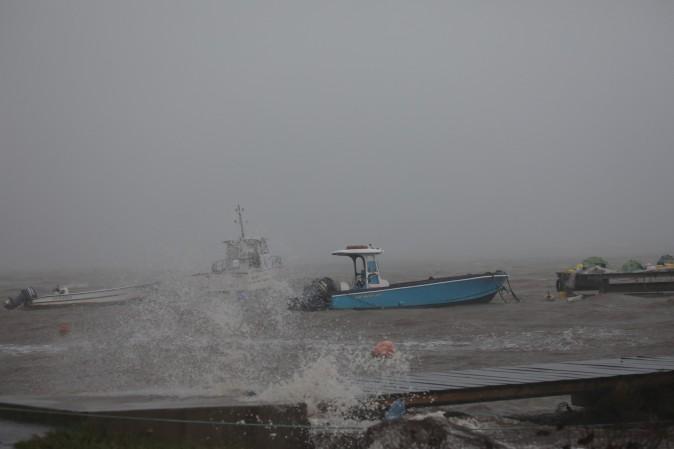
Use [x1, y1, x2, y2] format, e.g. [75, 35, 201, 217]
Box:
[58, 323, 71, 336]
[372, 340, 395, 358]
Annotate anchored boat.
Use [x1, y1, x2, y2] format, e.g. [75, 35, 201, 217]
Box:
[4, 284, 150, 310]
[194, 204, 283, 297]
[290, 245, 510, 310]
[209, 205, 282, 276]
[556, 254, 674, 295]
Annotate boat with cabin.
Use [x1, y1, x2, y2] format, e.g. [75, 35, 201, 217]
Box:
[210, 205, 282, 276]
[196, 204, 283, 296]
[289, 245, 510, 310]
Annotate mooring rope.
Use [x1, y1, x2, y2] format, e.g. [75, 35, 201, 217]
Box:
[0, 405, 362, 432]
[505, 277, 521, 302]
[1, 405, 672, 433]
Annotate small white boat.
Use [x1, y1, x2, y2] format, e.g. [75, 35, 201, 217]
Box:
[5, 284, 150, 309]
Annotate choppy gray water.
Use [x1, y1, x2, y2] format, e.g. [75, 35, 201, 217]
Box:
[1, 258, 673, 446]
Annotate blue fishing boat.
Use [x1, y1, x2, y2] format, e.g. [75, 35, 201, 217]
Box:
[289, 245, 510, 311]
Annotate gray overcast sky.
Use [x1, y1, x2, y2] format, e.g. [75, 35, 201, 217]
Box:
[1, 1, 673, 272]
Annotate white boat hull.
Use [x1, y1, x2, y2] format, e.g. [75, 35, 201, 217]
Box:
[26, 287, 146, 308]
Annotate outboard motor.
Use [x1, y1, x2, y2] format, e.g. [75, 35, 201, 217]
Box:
[5, 287, 38, 310]
[288, 277, 336, 311]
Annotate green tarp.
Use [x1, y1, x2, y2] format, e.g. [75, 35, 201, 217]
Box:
[621, 259, 645, 272]
[582, 256, 608, 269]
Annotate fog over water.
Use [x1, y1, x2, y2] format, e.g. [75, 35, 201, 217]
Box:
[1, 1, 673, 272]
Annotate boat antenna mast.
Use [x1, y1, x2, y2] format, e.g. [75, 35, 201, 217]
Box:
[234, 204, 246, 240]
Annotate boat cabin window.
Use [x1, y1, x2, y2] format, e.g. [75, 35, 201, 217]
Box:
[353, 256, 366, 288]
[367, 258, 380, 285]
[249, 251, 261, 268]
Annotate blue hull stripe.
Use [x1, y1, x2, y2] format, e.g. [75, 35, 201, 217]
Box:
[332, 274, 508, 297]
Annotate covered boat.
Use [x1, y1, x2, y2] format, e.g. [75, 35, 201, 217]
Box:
[556, 254, 674, 295]
[290, 245, 509, 310]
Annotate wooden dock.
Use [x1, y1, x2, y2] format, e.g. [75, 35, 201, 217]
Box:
[357, 355, 674, 408]
[0, 395, 310, 449]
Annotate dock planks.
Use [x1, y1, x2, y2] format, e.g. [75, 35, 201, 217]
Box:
[357, 355, 674, 407]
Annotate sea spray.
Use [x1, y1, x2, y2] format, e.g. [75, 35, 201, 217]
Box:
[257, 340, 411, 422]
[49, 271, 297, 395]
[44, 269, 419, 447]
[47, 270, 405, 399]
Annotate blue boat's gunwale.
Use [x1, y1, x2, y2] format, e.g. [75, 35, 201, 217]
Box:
[331, 272, 508, 297]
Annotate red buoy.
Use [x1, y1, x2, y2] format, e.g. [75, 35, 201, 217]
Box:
[372, 340, 395, 358]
